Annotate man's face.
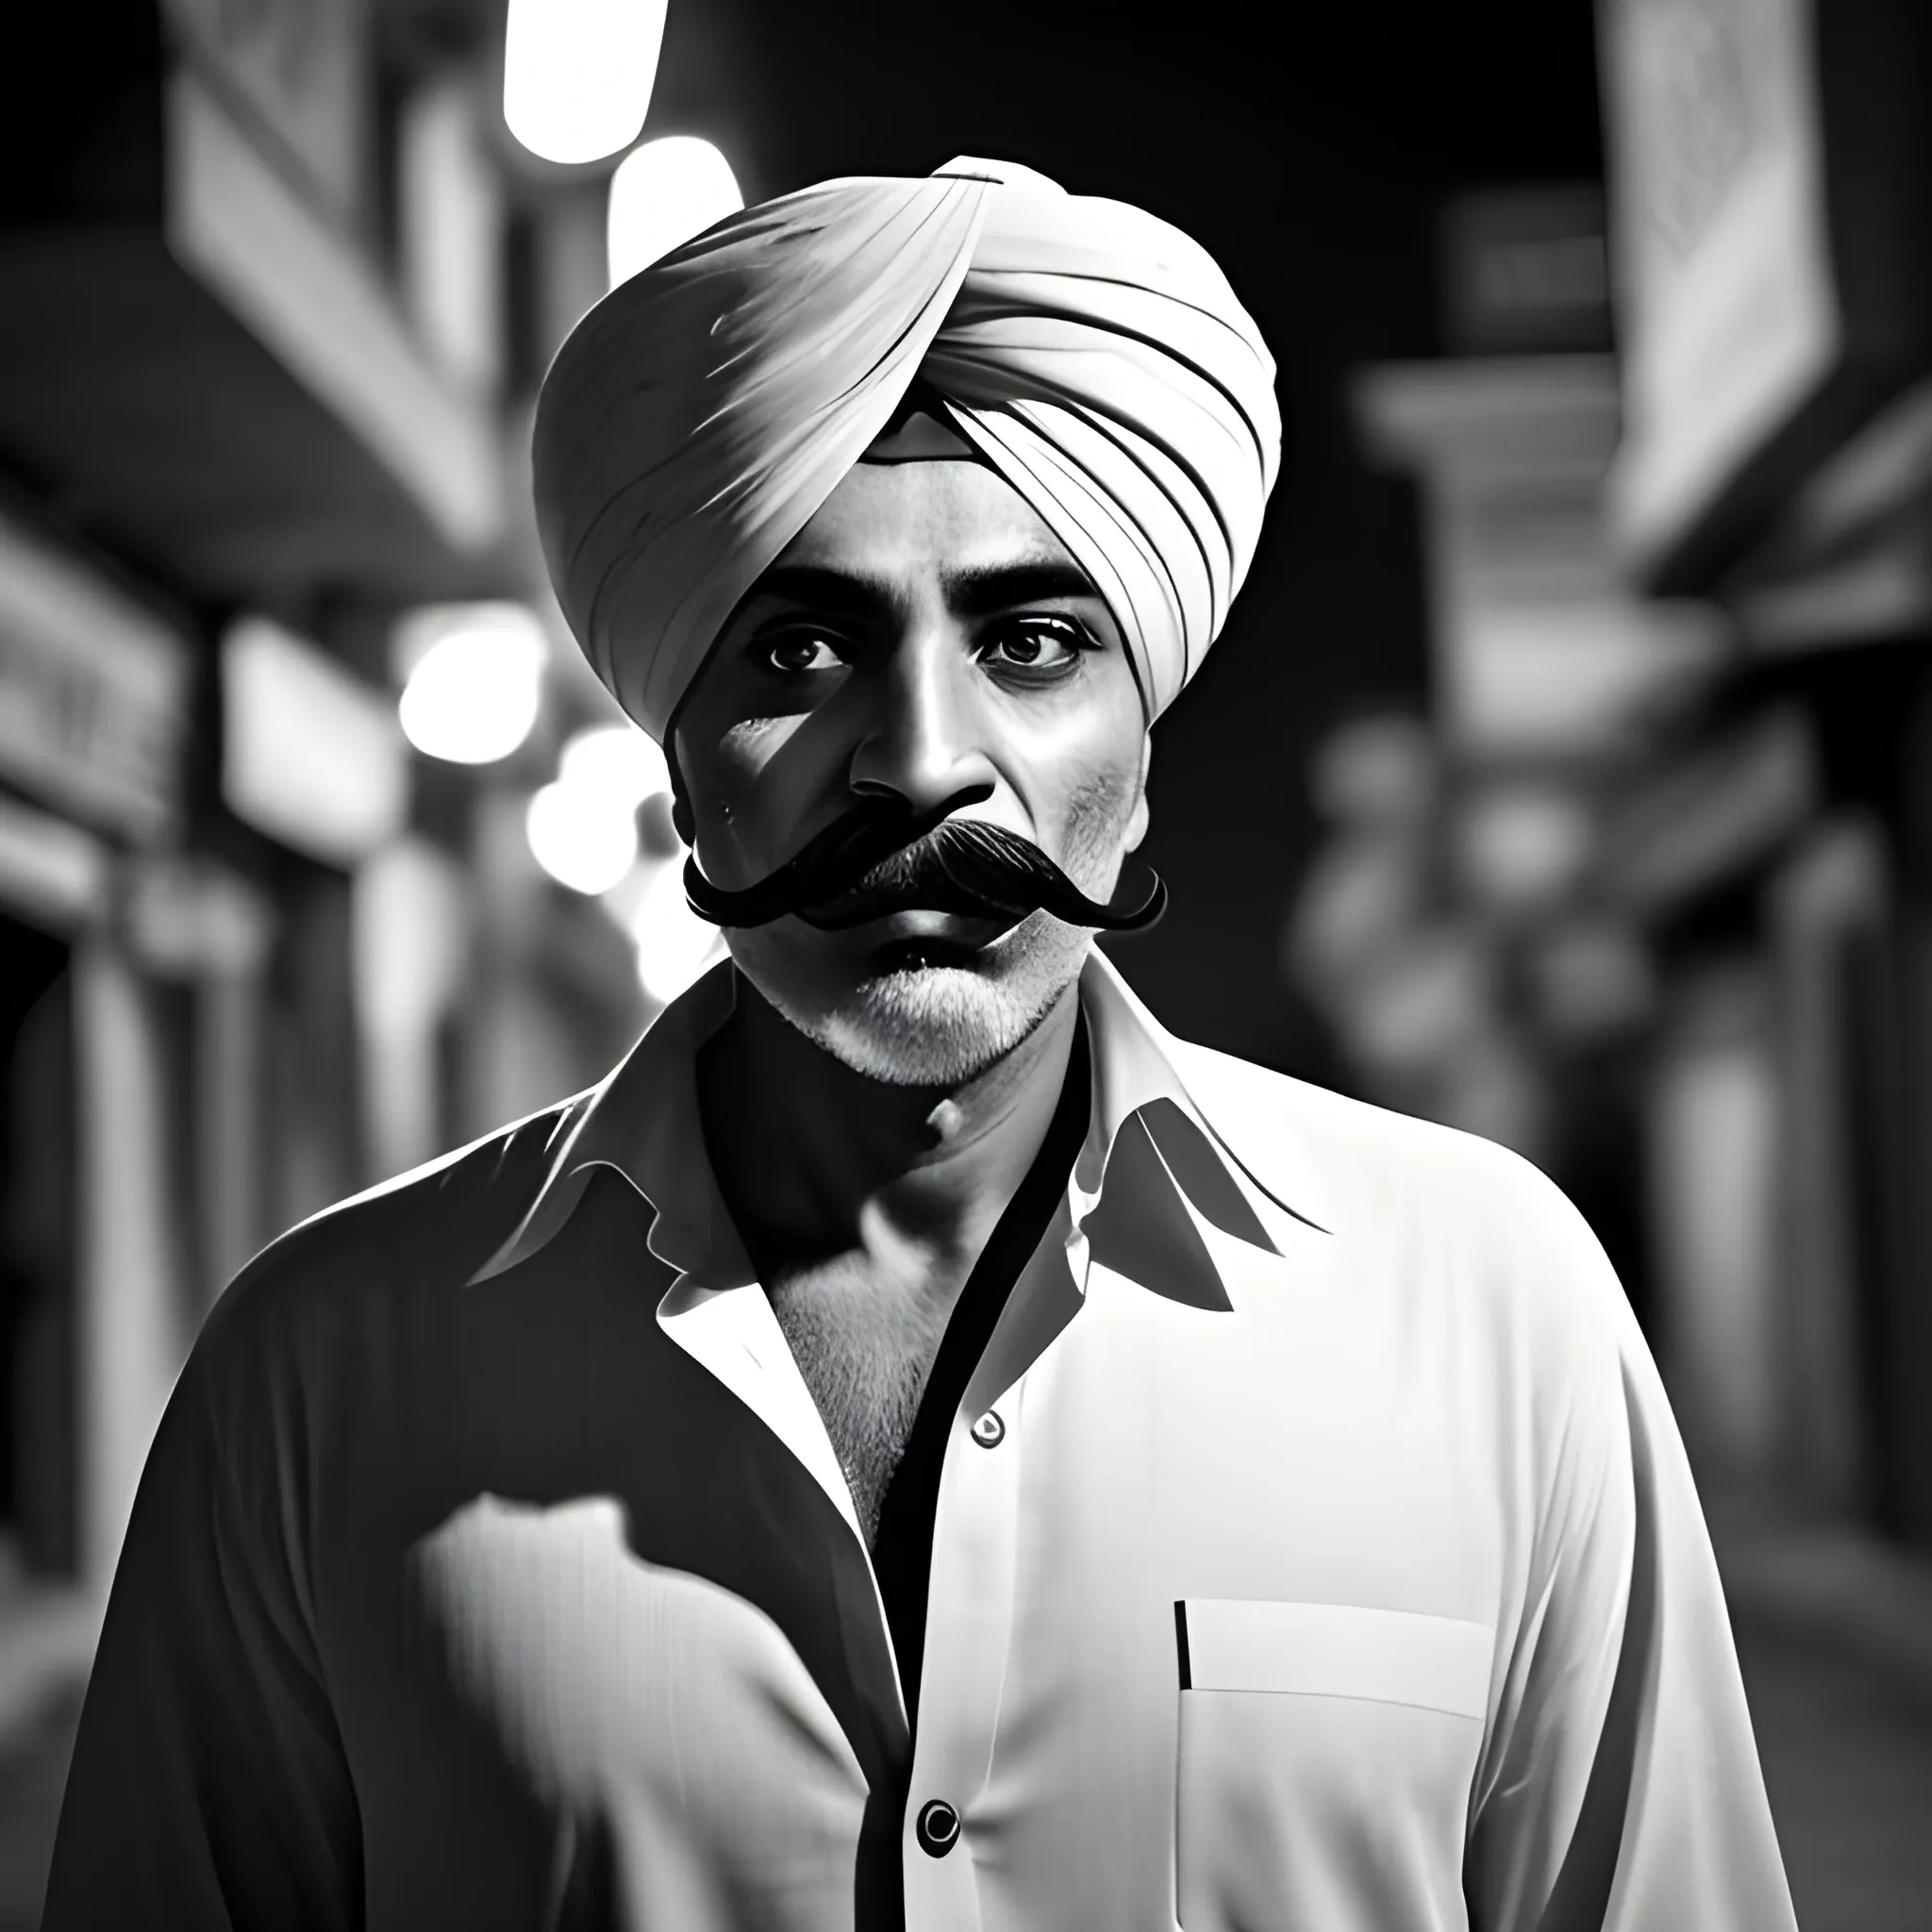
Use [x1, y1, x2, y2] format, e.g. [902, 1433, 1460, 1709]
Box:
[673, 458, 1152, 1085]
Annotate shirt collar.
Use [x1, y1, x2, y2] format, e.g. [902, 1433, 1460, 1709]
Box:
[467, 946, 1310, 1301]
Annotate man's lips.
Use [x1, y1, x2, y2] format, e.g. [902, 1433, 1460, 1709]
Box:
[870, 932, 985, 973]
[798, 874, 1026, 931]
[855, 907, 1021, 962]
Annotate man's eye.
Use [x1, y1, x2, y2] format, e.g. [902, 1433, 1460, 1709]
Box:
[980, 617, 1089, 673]
[760, 630, 846, 674]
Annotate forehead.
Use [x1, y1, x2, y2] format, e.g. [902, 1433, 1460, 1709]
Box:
[770, 459, 1087, 583]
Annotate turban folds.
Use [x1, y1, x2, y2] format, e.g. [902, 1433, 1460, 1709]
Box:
[532, 158, 1281, 743]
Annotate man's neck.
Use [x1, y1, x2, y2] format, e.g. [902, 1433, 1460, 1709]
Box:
[697, 973, 1083, 1285]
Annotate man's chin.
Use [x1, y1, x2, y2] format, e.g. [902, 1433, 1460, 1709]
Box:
[727, 915, 1085, 1087]
[815, 966, 1039, 1086]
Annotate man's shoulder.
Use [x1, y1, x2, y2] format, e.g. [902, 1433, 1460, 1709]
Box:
[192, 1095, 585, 1377]
[1171, 1041, 1632, 1411]
[1169, 1039, 1615, 1301]
[1171, 1040, 1546, 1217]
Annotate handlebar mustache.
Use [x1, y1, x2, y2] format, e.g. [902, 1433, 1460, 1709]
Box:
[681, 783, 1166, 934]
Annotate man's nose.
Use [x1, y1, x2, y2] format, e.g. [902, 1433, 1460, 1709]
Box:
[845, 634, 997, 812]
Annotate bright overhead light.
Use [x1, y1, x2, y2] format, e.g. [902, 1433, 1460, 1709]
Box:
[607, 136, 741, 286]
[503, 0, 667, 165]
[525, 779, 640, 895]
[396, 605, 546, 765]
[629, 856, 724, 1005]
[558, 723, 669, 805]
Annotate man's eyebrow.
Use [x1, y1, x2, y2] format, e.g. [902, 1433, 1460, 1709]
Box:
[741, 557, 1102, 625]
[741, 564, 893, 622]
[941, 558, 1100, 618]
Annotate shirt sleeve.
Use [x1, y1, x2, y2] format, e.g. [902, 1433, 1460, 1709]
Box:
[1462, 1169, 1799, 1932]
[40, 1324, 362, 1930]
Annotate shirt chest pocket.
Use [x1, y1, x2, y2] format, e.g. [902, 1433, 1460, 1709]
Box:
[1174, 1599, 1493, 1932]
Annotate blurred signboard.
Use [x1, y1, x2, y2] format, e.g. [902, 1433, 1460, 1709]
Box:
[1354, 358, 1729, 762]
[165, 70, 507, 558]
[0, 511, 191, 845]
[162, 0, 371, 228]
[1599, 0, 1932, 591]
[221, 616, 407, 869]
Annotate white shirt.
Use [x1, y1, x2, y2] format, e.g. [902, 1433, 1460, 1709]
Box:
[45, 947, 1796, 1931]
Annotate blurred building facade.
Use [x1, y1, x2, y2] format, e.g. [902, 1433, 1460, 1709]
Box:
[0, 0, 651, 1709]
[1301, 3, 1932, 1557]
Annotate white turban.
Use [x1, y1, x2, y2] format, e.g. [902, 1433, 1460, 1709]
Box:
[532, 158, 1281, 743]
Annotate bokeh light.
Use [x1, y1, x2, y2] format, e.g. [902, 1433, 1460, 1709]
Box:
[525, 779, 639, 895]
[558, 723, 669, 805]
[607, 137, 742, 287]
[396, 605, 546, 765]
[630, 856, 724, 1005]
[502, 0, 666, 165]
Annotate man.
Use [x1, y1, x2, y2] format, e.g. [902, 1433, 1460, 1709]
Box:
[45, 158, 1795, 1931]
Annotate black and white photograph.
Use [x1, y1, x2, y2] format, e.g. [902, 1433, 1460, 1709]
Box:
[3, 2, 1932, 1926]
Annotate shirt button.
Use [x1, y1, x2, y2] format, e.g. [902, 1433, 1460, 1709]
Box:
[970, 1410, 1006, 1448]
[916, 1798, 961, 1857]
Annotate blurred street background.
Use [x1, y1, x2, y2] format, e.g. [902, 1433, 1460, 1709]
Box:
[4, 1, 1932, 1924]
